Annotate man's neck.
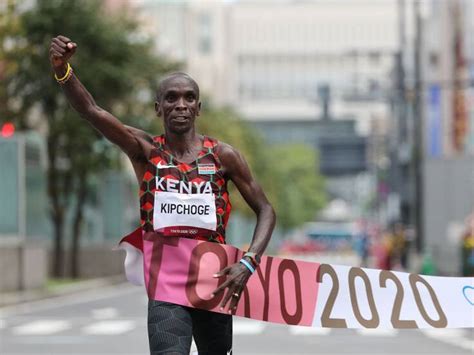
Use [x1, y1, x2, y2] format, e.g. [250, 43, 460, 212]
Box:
[164, 129, 201, 156]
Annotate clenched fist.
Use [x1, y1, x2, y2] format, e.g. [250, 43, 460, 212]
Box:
[49, 35, 77, 69]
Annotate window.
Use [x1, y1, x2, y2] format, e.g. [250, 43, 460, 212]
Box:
[198, 13, 212, 54]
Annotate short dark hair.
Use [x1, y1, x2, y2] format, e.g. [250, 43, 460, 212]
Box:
[156, 72, 200, 101]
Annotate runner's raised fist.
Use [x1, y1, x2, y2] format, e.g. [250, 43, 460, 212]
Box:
[49, 35, 77, 68]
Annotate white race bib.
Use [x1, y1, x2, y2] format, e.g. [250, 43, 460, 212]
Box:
[153, 191, 217, 231]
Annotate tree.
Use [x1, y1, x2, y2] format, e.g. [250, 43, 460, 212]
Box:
[268, 144, 326, 229]
[0, 0, 22, 125]
[8, 0, 175, 277]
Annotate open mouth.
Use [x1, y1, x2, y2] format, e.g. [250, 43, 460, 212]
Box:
[172, 116, 189, 122]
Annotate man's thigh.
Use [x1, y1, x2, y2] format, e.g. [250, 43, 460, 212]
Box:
[191, 308, 233, 355]
[148, 300, 193, 355]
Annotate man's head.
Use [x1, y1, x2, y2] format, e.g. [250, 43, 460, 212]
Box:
[155, 72, 201, 134]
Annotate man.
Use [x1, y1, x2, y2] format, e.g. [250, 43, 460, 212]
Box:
[49, 35, 275, 354]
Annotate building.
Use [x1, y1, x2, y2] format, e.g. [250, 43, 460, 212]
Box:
[420, 0, 474, 274]
[387, 0, 474, 274]
[138, 0, 397, 113]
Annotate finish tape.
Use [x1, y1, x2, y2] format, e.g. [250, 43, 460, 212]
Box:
[118, 231, 474, 329]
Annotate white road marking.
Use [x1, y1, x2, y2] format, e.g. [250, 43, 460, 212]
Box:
[356, 328, 399, 336]
[233, 320, 265, 335]
[289, 326, 331, 335]
[0, 319, 6, 329]
[11, 320, 71, 335]
[11, 335, 95, 345]
[422, 328, 474, 351]
[422, 328, 467, 337]
[82, 320, 136, 335]
[91, 307, 119, 319]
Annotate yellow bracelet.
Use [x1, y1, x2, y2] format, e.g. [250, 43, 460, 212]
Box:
[54, 63, 72, 82]
[57, 67, 73, 85]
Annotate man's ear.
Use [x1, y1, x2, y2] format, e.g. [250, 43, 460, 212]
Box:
[196, 101, 202, 117]
[155, 101, 162, 117]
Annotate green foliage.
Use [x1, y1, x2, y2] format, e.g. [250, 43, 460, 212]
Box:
[9, 0, 174, 189]
[11, 0, 174, 127]
[0, 0, 23, 124]
[268, 145, 326, 229]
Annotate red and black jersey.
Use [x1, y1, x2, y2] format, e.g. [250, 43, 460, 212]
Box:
[139, 135, 232, 244]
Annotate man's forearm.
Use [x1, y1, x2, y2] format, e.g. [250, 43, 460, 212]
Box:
[247, 204, 276, 256]
[48, 36, 148, 159]
[53, 65, 97, 118]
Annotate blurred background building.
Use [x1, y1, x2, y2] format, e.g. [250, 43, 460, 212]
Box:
[386, 0, 474, 274]
[418, 0, 474, 273]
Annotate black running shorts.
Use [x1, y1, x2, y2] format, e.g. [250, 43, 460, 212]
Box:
[148, 300, 233, 355]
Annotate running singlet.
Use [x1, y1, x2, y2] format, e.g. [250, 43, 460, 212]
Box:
[139, 135, 231, 244]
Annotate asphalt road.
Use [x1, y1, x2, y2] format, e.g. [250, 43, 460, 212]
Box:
[0, 283, 472, 355]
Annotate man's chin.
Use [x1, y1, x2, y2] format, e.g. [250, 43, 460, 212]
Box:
[168, 125, 192, 135]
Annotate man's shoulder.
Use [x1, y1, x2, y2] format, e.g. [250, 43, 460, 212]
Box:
[214, 141, 246, 177]
[129, 126, 154, 142]
[123, 125, 155, 161]
[214, 140, 238, 160]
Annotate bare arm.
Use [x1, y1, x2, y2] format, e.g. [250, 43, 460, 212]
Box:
[219, 143, 275, 256]
[49, 35, 151, 161]
[212, 142, 276, 312]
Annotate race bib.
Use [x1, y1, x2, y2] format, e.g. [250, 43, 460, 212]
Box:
[153, 191, 217, 232]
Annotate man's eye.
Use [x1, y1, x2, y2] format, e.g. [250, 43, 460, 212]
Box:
[166, 95, 176, 102]
[186, 95, 195, 101]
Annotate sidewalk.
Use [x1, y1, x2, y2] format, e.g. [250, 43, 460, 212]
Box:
[0, 274, 127, 308]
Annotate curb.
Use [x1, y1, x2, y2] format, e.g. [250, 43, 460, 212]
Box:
[0, 275, 126, 308]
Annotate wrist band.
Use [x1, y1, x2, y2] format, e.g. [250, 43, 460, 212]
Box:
[239, 258, 255, 273]
[243, 251, 260, 267]
[54, 63, 73, 84]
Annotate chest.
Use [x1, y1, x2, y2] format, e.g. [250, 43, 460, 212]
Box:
[145, 147, 226, 195]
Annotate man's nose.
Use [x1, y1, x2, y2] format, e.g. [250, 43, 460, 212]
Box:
[175, 97, 187, 110]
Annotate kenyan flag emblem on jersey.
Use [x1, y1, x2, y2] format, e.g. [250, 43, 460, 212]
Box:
[198, 164, 216, 175]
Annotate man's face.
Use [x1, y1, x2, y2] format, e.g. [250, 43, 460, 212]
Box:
[155, 77, 201, 134]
